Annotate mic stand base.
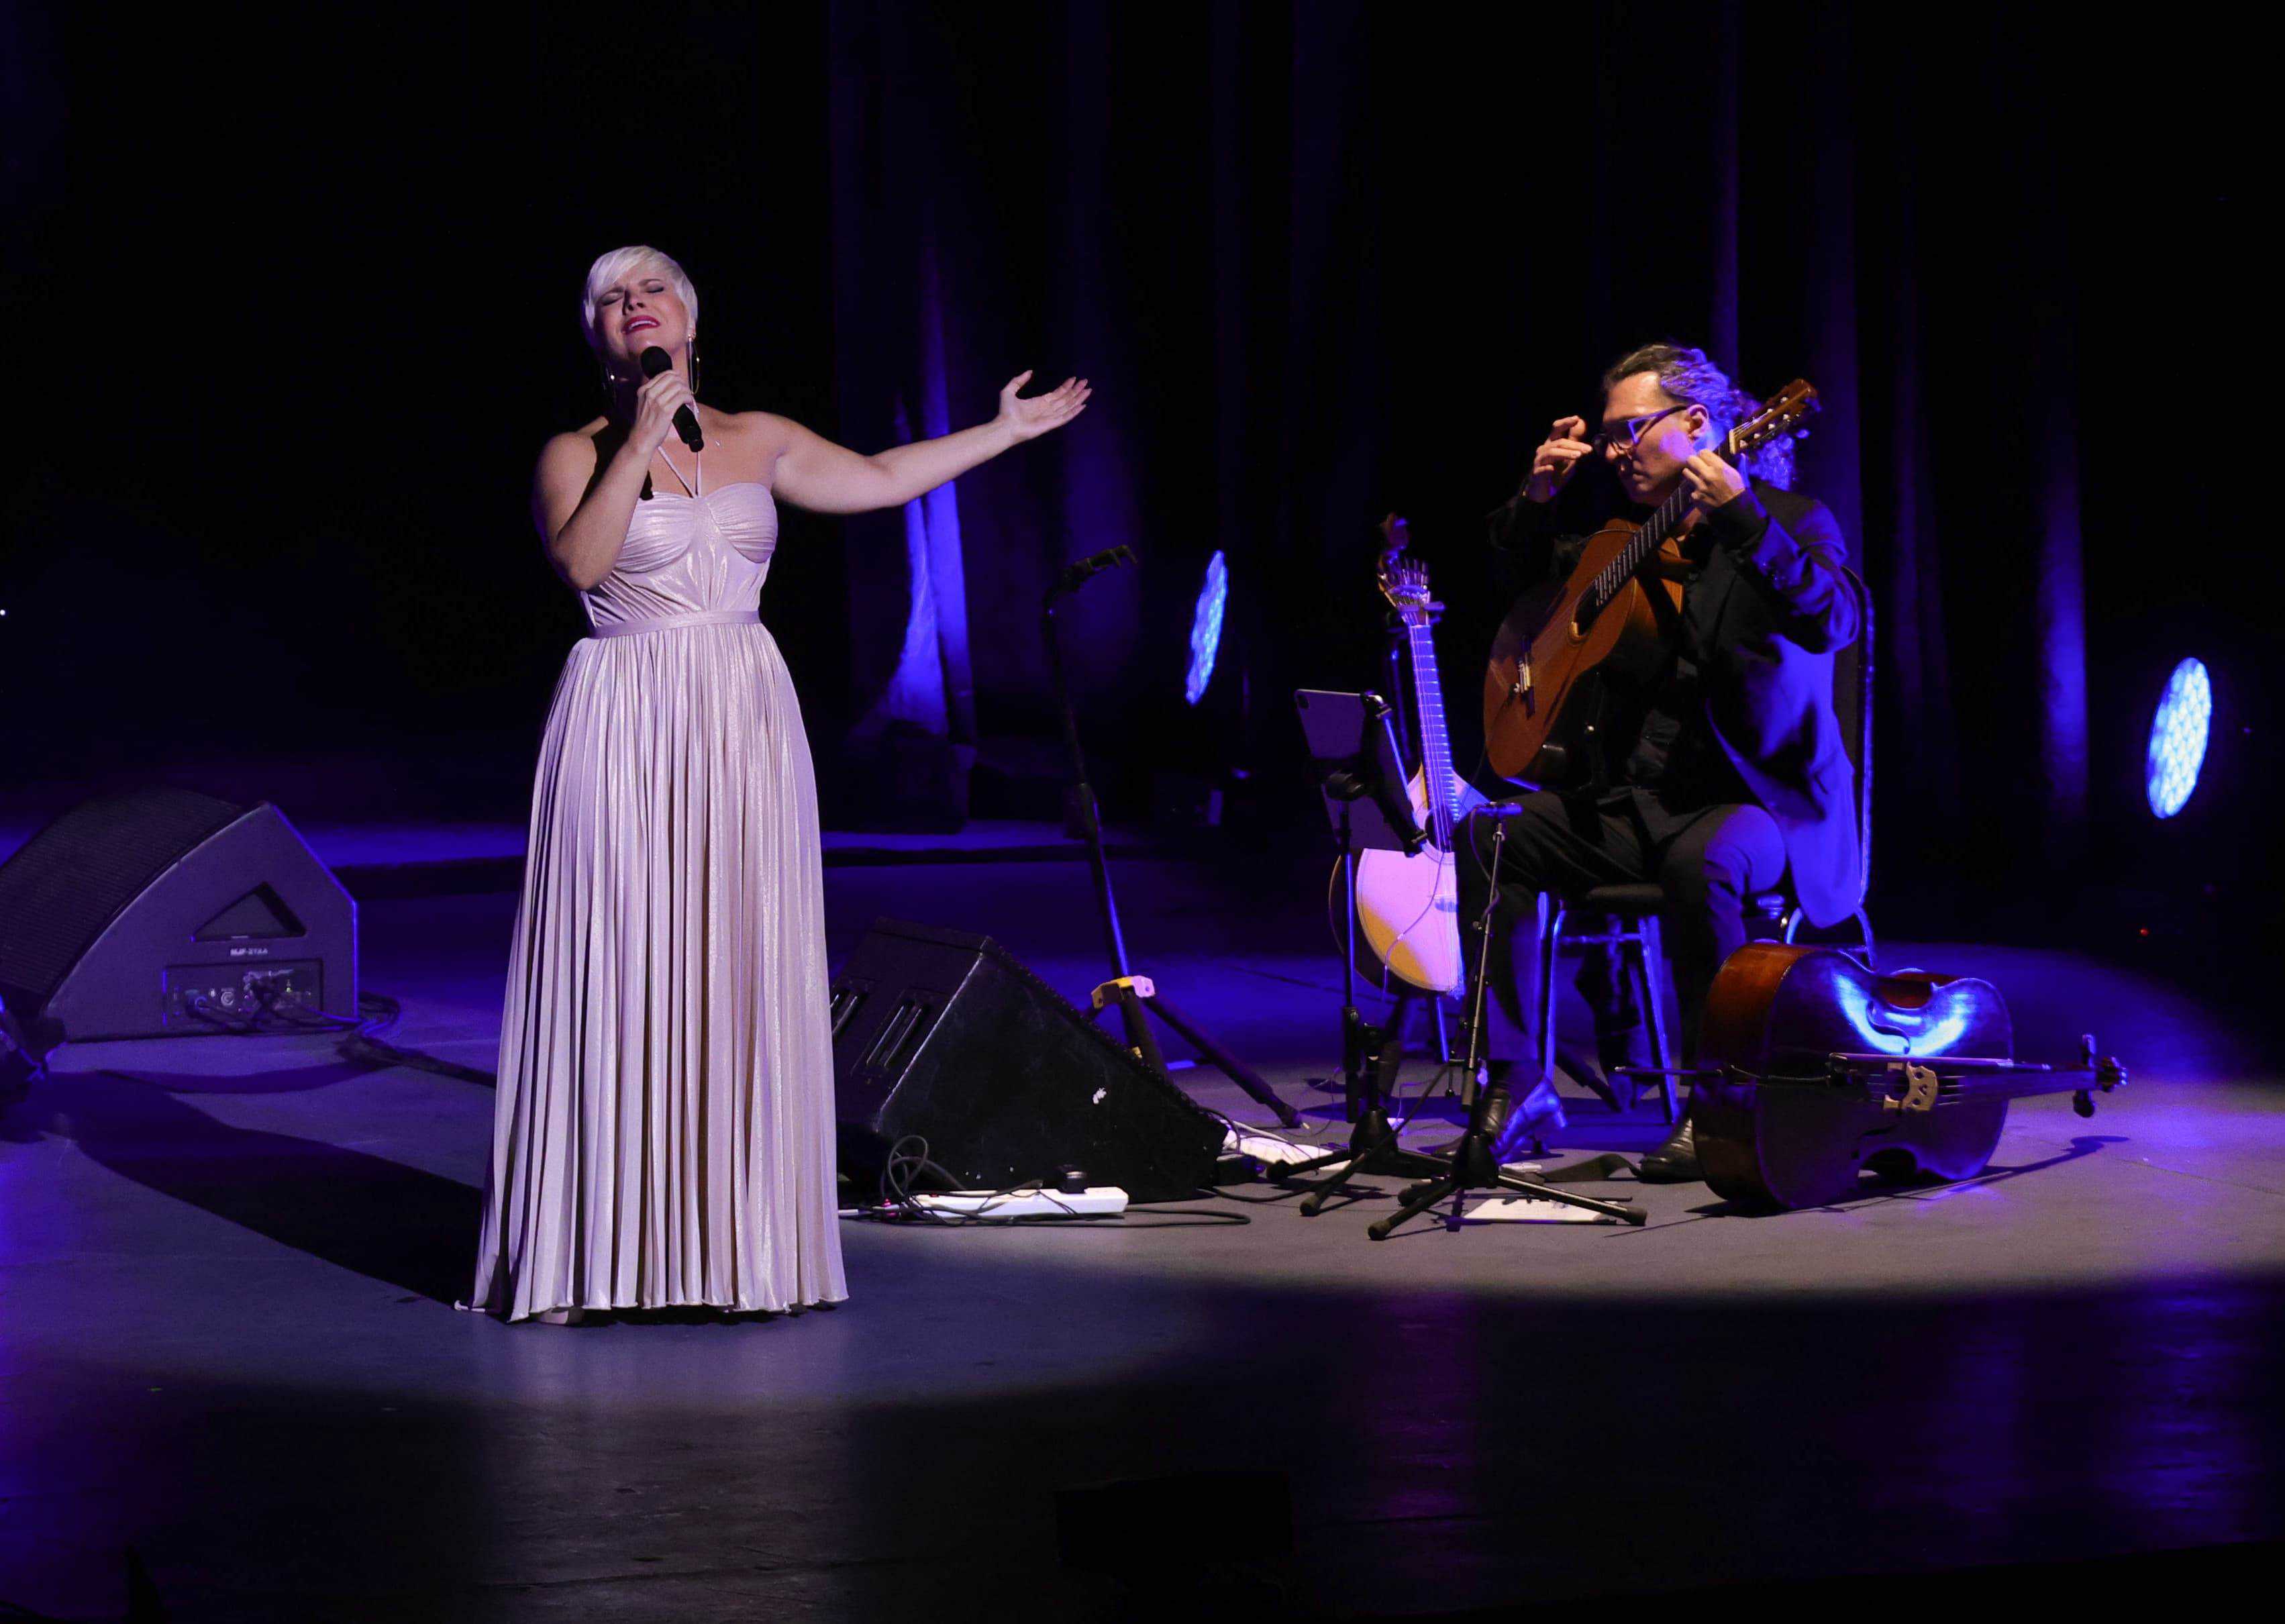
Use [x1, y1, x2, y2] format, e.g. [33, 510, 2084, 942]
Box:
[1283, 1105, 1467, 1218]
[1366, 1074, 1645, 1237]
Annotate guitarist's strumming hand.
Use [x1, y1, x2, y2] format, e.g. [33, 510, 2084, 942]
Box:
[1524, 415, 1594, 503]
[1678, 448, 1749, 517]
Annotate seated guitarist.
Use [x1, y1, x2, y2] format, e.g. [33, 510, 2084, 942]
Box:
[1464, 342, 1861, 1182]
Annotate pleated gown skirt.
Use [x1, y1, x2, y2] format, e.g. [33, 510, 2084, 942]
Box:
[470, 618, 849, 1321]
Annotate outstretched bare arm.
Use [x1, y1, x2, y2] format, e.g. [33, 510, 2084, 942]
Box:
[773, 371, 1090, 515]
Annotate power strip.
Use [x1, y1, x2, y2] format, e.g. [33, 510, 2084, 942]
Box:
[914, 1186, 1129, 1219]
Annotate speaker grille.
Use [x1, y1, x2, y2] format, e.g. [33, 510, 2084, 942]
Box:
[0, 789, 247, 1007]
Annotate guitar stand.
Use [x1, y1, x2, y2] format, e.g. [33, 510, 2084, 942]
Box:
[1046, 564, 1301, 1129]
[1274, 715, 1461, 1210]
[1277, 918, 1495, 1214]
[1273, 844, 1466, 1214]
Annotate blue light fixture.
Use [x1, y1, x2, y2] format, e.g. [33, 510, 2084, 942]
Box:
[1184, 550, 1228, 706]
[2145, 657, 2212, 819]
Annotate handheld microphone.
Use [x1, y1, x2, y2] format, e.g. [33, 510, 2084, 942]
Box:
[639, 346, 704, 452]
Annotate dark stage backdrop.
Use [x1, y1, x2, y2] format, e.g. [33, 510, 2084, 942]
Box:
[3, 3, 2264, 936]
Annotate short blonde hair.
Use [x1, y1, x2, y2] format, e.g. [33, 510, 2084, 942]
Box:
[581, 245, 698, 353]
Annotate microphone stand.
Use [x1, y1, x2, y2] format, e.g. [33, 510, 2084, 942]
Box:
[1043, 550, 1301, 1128]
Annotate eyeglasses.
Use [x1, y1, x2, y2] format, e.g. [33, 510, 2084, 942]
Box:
[1592, 404, 1692, 452]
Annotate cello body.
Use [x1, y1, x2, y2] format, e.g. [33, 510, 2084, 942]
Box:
[1693, 943, 2015, 1211]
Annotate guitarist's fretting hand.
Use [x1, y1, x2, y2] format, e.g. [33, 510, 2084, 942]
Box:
[1678, 448, 1749, 516]
[1524, 415, 1594, 504]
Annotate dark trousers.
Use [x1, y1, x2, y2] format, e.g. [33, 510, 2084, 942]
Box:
[1456, 791, 1787, 1067]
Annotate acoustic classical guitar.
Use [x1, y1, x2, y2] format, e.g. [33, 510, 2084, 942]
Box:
[1480, 380, 1820, 784]
[1341, 517, 1466, 995]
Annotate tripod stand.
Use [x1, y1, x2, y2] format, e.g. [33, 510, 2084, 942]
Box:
[1288, 808, 1645, 1233]
[1362, 811, 1644, 1235]
[1043, 549, 1300, 1128]
[1280, 778, 1639, 1229]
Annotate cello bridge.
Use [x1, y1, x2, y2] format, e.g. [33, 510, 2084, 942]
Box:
[1882, 1062, 1941, 1115]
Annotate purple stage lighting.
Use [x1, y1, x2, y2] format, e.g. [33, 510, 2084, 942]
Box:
[1184, 550, 1229, 706]
[2145, 658, 2212, 819]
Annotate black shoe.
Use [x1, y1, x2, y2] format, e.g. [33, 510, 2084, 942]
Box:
[1488, 1075, 1568, 1163]
[1440, 1067, 1570, 1163]
[1635, 1117, 1702, 1183]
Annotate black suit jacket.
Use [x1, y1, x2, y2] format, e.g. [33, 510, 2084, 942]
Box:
[1486, 480, 1863, 927]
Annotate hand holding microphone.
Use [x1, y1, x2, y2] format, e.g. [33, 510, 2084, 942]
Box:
[638, 346, 704, 452]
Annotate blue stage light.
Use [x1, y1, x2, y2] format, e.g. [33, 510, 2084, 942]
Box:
[2145, 657, 2211, 819]
[1185, 550, 1228, 705]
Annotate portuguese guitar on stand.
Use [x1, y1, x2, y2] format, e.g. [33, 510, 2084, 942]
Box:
[1341, 517, 1466, 995]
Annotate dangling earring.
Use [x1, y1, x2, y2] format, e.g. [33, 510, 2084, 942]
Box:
[688, 337, 701, 398]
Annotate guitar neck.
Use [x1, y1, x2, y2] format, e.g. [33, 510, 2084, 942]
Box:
[1586, 383, 1816, 611]
[1403, 612, 1456, 848]
[1587, 436, 1741, 609]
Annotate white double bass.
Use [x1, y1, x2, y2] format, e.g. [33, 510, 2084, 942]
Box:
[1345, 518, 1466, 995]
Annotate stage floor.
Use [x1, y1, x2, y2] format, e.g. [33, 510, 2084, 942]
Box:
[4, 850, 2281, 1620]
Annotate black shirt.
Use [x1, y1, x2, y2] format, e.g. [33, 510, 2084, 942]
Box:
[1621, 521, 1742, 810]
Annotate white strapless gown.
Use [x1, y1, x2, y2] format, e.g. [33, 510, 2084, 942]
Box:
[470, 480, 848, 1321]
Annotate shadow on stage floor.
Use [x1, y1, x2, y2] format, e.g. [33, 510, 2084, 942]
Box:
[38, 1068, 484, 1307]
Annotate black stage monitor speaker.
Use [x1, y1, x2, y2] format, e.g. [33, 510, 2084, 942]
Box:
[0, 789, 358, 1045]
[831, 919, 1225, 1203]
